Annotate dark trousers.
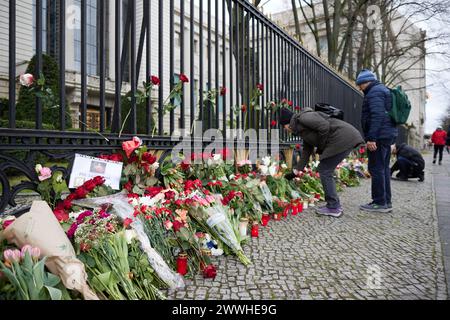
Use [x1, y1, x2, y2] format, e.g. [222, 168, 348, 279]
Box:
[391, 156, 423, 179]
[318, 149, 352, 209]
[368, 139, 393, 206]
[434, 145, 444, 162]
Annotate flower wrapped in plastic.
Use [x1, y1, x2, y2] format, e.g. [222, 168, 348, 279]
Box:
[71, 192, 185, 290]
[1, 201, 99, 300]
[183, 189, 251, 266]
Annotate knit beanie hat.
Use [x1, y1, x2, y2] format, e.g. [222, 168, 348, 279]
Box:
[280, 108, 294, 126]
[355, 69, 377, 85]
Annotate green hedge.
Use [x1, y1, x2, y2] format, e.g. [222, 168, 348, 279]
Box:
[120, 91, 155, 134]
[0, 119, 55, 130]
[16, 54, 71, 130]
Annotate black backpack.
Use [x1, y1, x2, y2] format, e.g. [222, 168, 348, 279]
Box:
[314, 103, 344, 120]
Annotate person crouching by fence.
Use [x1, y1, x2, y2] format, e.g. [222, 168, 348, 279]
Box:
[391, 143, 425, 182]
[280, 107, 365, 218]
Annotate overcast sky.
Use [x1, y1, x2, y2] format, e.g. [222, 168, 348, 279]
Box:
[262, 0, 450, 134]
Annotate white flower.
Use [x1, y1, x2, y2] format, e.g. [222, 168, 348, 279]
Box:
[69, 210, 85, 221]
[259, 165, 269, 175]
[20, 73, 34, 87]
[229, 174, 236, 180]
[124, 229, 138, 244]
[211, 248, 224, 256]
[213, 154, 222, 162]
[151, 162, 160, 170]
[281, 163, 287, 169]
[269, 165, 277, 176]
[35, 164, 43, 174]
[261, 156, 271, 166]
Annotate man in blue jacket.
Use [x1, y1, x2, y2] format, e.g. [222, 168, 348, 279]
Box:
[356, 69, 398, 213]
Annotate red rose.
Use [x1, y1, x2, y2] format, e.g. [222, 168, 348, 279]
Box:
[109, 153, 123, 162]
[241, 104, 247, 113]
[142, 152, 157, 164]
[179, 74, 189, 83]
[146, 186, 164, 198]
[54, 209, 69, 223]
[93, 176, 106, 186]
[288, 100, 293, 107]
[359, 147, 366, 155]
[151, 75, 161, 86]
[63, 199, 73, 210]
[75, 187, 89, 199]
[295, 106, 301, 111]
[83, 180, 97, 192]
[122, 136, 143, 158]
[128, 155, 139, 164]
[271, 120, 277, 128]
[220, 87, 227, 96]
[124, 180, 133, 192]
[203, 264, 217, 279]
[256, 83, 264, 91]
[180, 161, 190, 171]
[295, 144, 301, 151]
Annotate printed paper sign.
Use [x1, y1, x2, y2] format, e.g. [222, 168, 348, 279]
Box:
[69, 154, 123, 190]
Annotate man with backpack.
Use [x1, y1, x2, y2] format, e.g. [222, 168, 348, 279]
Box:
[356, 69, 399, 213]
[280, 107, 365, 218]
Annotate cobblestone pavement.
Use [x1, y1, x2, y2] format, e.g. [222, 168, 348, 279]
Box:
[166, 161, 448, 300]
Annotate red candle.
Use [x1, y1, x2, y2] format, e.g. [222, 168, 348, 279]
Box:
[251, 224, 259, 237]
[261, 214, 270, 227]
[177, 253, 188, 276]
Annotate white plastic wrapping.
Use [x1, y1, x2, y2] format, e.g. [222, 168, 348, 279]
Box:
[205, 205, 242, 253]
[259, 182, 273, 211]
[72, 192, 185, 290]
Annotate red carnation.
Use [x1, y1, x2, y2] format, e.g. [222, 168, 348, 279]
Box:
[146, 186, 164, 198]
[165, 191, 176, 201]
[123, 218, 133, 229]
[66, 193, 76, 202]
[63, 199, 73, 210]
[220, 87, 227, 96]
[271, 120, 277, 128]
[151, 75, 161, 86]
[172, 220, 184, 232]
[67, 223, 78, 239]
[256, 83, 264, 91]
[54, 209, 69, 223]
[179, 74, 189, 83]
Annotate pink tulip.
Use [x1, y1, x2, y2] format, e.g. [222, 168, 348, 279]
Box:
[4, 249, 21, 264]
[31, 247, 41, 260]
[20, 73, 34, 87]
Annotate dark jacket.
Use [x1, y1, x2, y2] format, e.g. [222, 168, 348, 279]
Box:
[361, 81, 398, 142]
[395, 143, 425, 170]
[290, 109, 365, 170]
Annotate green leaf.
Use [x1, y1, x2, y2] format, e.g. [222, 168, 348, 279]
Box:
[44, 285, 63, 300]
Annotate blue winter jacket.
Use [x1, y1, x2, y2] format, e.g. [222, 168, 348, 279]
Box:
[361, 81, 398, 142]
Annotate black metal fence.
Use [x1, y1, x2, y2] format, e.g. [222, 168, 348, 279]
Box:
[1, 0, 363, 213]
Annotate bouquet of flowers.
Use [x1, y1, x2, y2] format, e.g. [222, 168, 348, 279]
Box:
[0, 245, 71, 300]
[69, 208, 165, 300]
[122, 137, 160, 196]
[182, 183, 251, 266]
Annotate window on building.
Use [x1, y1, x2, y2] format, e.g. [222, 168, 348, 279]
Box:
[32, 0, 48, 53]
[74, 0, 99, 76]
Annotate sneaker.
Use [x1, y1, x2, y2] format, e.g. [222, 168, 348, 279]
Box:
[392, 176, 408, 181]
[360, 203, 392, 213]
[315, 206, 343, 218]
[387, 203, 393, 209]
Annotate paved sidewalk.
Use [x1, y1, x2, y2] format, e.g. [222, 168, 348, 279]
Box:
[430, 150, 450, 298]
[167, 157, 448, 300]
